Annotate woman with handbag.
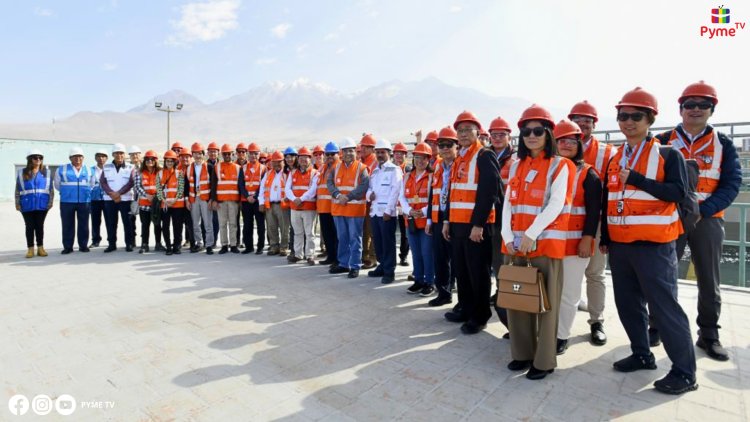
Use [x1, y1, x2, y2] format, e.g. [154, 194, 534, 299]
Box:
[156, 150, 186, 255]
[501, 104, 574, 380]
[399, 143, 434, 294]
[552, 120, 602, 355]
[15, 149, 54, 258]
[135, 150, 163, 253]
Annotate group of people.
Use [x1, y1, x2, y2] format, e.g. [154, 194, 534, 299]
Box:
[15, 81, 741, 395]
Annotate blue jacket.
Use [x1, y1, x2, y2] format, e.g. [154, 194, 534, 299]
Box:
[57, 164, 92, 203]
[16, 167, 52, 212]
[90, 165, 105, 201]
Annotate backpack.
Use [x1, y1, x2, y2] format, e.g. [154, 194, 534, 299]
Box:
[659, 146, 700, 233]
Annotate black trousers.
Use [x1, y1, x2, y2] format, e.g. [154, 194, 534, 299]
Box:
[451, 225, 493, 325]
[60, 202, 90, 250]
[432, 222, 455, 299]
[319, 212, 338, 263]
[22, 210, 48, 247]
[184, 208, 194, 247]
[242, 201, 266, 250]
[90, 200, 105, 244]
[104, 200, 135, 247]
[398, 216, 410, 261]
[161, 207, 185, 249]
[139, 209, 162, 246]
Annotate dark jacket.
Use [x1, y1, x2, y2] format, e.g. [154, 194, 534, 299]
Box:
[445, 147, 501, 238]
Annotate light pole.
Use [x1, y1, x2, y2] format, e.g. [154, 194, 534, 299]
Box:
[155, 102, 183, 150]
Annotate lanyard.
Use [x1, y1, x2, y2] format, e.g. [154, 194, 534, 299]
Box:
[619, 139, 647, 171]
[673, 131, 711, 159]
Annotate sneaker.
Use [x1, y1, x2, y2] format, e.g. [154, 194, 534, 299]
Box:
[653, 370, 698, 395]
[613, 353, 657, 373]
[419, 285, 435, 297]
[556, 338, 568, 355]
[139, 246, 146, 254]
[649, 327, 661, 347]
[428, 296, 452, 307]
[696, 338, 730, 361]
[407, 282, 423, 294]
[267, 248, 279, 256]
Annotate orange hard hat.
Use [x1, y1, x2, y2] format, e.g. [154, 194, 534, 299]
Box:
[393, 142, 408, 153]
[144, 150, 158, 159]
[191, 142, 204, 153]
[413, 143, 432, 157]
[453, 110, 482, 130]
[207, 141, 219, 151]
[568, 100, 599, 122]
[518, 104, 555, 129]
[313, 145, 324, 154]
[424, 130, 439, 143]
[489, 117, 512, 133]
[679, 80, 718, 105]
[437, 126, 458, 141]
[616, 87, 658, 115]
[179, 148, 192, 157]
[360, 134, 377, 147]
[221, 143, 234, 154]
[259, 152, 268, 160]
[271, 151, 284, 161]
[247, 142, 261, 153]
[297, 146, 312, 157]
[553, 120, 582, 140]
[171, 141, 184, 150]
[479, 129, 489, 137]
[235, 142, 247, 152]
[163, 150, 178, 160]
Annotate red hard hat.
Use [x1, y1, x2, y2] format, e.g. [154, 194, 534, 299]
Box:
[518, 104, 555, 129]
[207, 142, 219, 151]
[297, 146, 312, 157]
[179, 148, 192, 157]
[360, 134, 377, 147]
[235, 142, 247, 152]
[616, 87, 659, 115]
[163, 150, 178, 160]
[679, 80, 718, 105]
[437, 126, 458, 142]
[413, 143, 432, 157]
[489, 117, 512, 133]
[221, 144, 234, 154]
[453, 110, 482, 130]
[271, 151, 284, 161]
[191, 142, 204, 153]
[144, 150, 158, 159]
[393, 143, 408, 153]
[171, 141, 184, 150]
[553, 120, 582, 140]
[424, 130, 439, 143]
[313, 145, 324, 154]
[479, 129, 489, 137]
[259, 152, 268, 160]
[247, 142, 261, 153]
[568, 100, 599, 122]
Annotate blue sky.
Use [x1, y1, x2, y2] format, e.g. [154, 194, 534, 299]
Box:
[1, 0, 748, 126]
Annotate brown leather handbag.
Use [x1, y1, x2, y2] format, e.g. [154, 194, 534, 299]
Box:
[497, 256, 550, 314]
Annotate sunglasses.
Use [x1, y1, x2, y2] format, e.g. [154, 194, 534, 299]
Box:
[324, 153, 337, 156]
[556, 138, 578, 146]
[520, 127, 546, 137]
[437, 143, 454, 149]
[490, 132, 509, 139]
[30, 156, 43, 160]
[144, 157, 156, 162]
[616, 112, 646, 122]
[681, 101, 713, 110]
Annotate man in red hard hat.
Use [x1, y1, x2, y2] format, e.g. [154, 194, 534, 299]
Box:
[359, 133, 378, 269]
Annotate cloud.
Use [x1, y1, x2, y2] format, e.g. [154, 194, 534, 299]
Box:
[324, 32, 338, 41]
[449, 5, 462, 13]
[335, 47, 346, 55]
[33, 7, 54, 17]
[102, 63, 118, 71]
[167, 0, 240, 45]
[255, 57, 277, 65]
[271, 23, 291, 39]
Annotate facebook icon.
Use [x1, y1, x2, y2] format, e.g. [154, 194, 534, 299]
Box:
[8, 394, 29, 416]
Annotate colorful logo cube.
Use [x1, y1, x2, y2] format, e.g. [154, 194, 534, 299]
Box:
[712, 7, 730, 24]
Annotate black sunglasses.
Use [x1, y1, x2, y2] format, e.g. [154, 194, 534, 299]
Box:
[437, 143, 454, 149]
[681, 101, 713, 110]
[324, 153, 337, 156]
[617, 112, 646, 122]
[520, 127, 546, 137]
[30, 155, 43, 160]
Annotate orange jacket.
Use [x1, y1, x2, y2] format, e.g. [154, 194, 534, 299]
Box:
[565, 164, 594, 256]
[448, 141, 496, 224]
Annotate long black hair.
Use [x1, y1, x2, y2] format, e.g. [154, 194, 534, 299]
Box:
[517, 121, 557, 160]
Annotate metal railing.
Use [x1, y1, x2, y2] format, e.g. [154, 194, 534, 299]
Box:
[592, 121, 750, 145]
[723, 203, 748, 287]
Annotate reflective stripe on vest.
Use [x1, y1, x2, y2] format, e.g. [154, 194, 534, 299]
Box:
[215, 162, 240, 202]
[241, 161, 263, 202]
[139, 170, 158, 207]
[18, 168, 51, 212]
[289, 168, 317, 211]
[403, 170, 430, 229]
[331, 161, 367, 217]
[448, 141, 495, 224]
[669, 129, 724, 218]
[59, 164, 91, 203]
[160, 169, 184, 208]
[188, 163, 210, 203]
[263, 170, 287, 208]
[316, 161, 338, 214]
[564, 164, 593, 256]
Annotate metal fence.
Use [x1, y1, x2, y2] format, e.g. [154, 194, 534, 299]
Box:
[722, 203, 748, 288]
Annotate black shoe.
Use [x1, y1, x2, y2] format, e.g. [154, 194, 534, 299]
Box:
[368, 268, 384, 278]
[347, 269, 359, 278]
[696, 338, 730, 361]
[460, 321, 486, 335]
[590, 322, 607, 346]
[419, 285, 435, 297]
[507, 360, 532, 371]
[287, 255, 302, 263]
[556, 339, 568, 355]
[166, 249, 173, 256]
[218, 246, 229, 255]
[428, 296, 452, 307]
[317, 251, 328, 258]
[329, 266, 350, 274]
[502, 333, 510, 340]
[79, 247, 90, 253]
[241, 248, 253, 254]
[407, 282, 423, 294]
[613, 353, 657, 373]
[61, 248, 73, 255]
[278, 249, 289, 257]
[139, 246, 146, 254]
[398, 259, 409, 266]
[381, 275, 395, 284]
[319, 258, 336, 265]
[526, 365, 554, 380]
[90, 242, 100, 248]
[191, 245, 203, 253]
[155, 243, 166, 252]
[255, 249, 263, 255]
[653, 370, 699, 395]
[444, 311, 468, 323]
[407, 274, 415, 281]
[649, 327, 661, 347]
[206, 247, 214, 255]
[126, 245, 133, 252]
[451, 303, 463, 314]
[173, 247, 182, 255]
[104, 245, 116, 253]
[230, 246, 240, 254]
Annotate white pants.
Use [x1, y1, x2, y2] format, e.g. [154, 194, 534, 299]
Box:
[218, 201, 239, 247]
[291, 209, 316, 259]
[190, 198, 214, 248]
[558, 255, 591, 339]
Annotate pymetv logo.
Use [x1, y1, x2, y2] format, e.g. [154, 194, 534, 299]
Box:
[701, 5, 746, 38]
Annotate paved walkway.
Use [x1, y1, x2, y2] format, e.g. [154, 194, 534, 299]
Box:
[2, 205, 749, 421]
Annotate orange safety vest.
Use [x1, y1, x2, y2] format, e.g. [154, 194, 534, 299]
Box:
[605, 138, 683, 243]
[139, 170, 157, 207]
[502, 154, 573, 259]
[430, 159, 447, 223]
[583, 136, 617, 178]
[500, 151, 517, 187]
[362, 154, 377, 175]
[215, 161, 240, 202]
[564, 163, 595, 256]
[331, 161, 367, 217]
[160, 168, 185, 209]
[187, 163, 210, 203]
[241, 161, 264, 202]
[403, 170, 431, 229]
[289, 167, 318, 211]
[263, 169, 287, 208]
[666, 129, 724, 218]
[448, 141, 496, 224]
[316, 160, 339, 214]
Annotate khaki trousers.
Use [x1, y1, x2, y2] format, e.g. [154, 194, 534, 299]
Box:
[217, 201, 239, 247]
[266, 203, 288, 250]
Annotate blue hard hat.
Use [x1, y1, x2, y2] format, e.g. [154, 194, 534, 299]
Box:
[283, 146, 298, 156]
[324, 141, 339, 153]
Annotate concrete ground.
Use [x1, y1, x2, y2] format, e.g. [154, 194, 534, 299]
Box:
[2, 203, 750, 421]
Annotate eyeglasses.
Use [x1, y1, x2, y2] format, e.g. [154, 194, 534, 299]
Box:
[30, 156, 43, 160]
[681, 101, 713, 110]
[144, 157, 156, 162]
[456, 128, 476, 134]
[437, 143, 454, 149]
[571, 116, 594, 124]
[324, 153, 337, 156]
[556, 138, 579, 146]
[519, 127, 546, 137]
[616, 112, 646, 122]
[490, 132, 509, 139]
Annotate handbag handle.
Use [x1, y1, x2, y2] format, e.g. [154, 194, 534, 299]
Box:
[508, 252, 532, 267]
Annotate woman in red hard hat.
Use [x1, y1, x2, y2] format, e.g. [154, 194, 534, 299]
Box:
[156, 150, 186, 255]
[134, 150, 163, 253]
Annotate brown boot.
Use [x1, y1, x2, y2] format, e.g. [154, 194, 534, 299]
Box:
[25, 248, 34, 258]
[37, 246, 48, 257]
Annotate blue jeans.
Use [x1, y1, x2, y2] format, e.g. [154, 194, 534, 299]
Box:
[407, 228, 434, 284]
[60, 202, 90, 250]
[371, 215, 397, 277]
[334, 216, 364, 270]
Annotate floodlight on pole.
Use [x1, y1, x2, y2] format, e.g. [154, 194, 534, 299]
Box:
[155, 102, 183, 150]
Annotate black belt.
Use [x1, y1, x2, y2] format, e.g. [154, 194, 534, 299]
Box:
[270, 201, 281, 204]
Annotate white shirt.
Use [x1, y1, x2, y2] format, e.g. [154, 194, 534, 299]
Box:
[259, 170, 284, 203]
[284, 167, 319, 203]
[366, 161, 403, 217]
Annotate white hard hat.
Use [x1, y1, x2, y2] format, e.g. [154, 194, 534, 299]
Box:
[26, 149, 44, 158]
[128, 145, 142, 154]
[69, 147, 84, 157]
[375, 139, 392, 151]
[338, 137, 357, 150]
[112, 143, 126, 153]
[95, 149, 109, 156]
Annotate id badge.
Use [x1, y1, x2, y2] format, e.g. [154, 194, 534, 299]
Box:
[525, 170, 538, 184]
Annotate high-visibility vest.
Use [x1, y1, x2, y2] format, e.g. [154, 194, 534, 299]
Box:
[187, 163, 210, 203]
[331, 161, 367, 217]
[90, 165, 105, 201]
[448, 141, 496, 224]
[430, 160, 446, 222]
[139, 170, 158, 207]
[502, 154, 574, 260]
[583, 136, 617, 178]
[102, 162, 134, 201]
[499, 151, 517, 187]
[403, 170, 431, 229]
[215, 162, 240, 202]
[666, 129, 724, 218]
[58, 163, 91, 203]
[289, 167, 318, 211]
[263, 169, 287, 208]
[241, 161, 264, 203]
[316, 160, 339, 213]
[362, 154, 377, 175]
[159, 169, 184, 209]
[17, 167, 51, 212]
[564, 163, 595, 256]
[605, 138, 682, 243]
